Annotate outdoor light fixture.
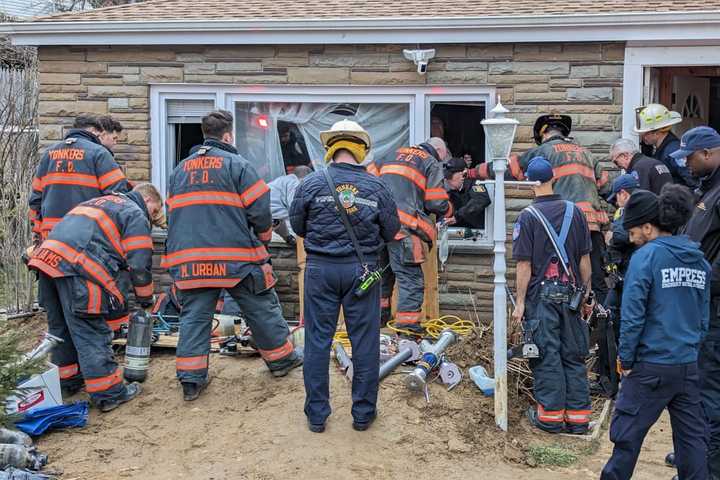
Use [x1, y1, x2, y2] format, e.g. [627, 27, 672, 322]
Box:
[481, 98, 519, 433]
[403, 48, 436, 75]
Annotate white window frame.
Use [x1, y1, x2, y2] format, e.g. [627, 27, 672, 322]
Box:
[150, 84, 496, 248]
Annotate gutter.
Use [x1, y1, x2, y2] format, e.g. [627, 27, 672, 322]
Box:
[1, 10, 720, 45]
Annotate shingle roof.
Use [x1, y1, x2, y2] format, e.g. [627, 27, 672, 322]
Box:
[32, 0, 720, 22]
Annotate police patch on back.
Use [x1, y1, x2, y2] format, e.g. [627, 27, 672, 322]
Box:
[655, 165, 670, 175]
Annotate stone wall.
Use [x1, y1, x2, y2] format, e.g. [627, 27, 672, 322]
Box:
[38, 41, 625, 321]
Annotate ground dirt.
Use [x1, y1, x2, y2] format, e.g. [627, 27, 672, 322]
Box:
[33, 327, 677, 480]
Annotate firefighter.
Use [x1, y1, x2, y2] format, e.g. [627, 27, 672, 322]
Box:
[601, 186, 709, 480]
[369, 137, 450, 330]
[511, 157, 594, 434]
[609, 138, 673, 195]
[27, 183, 162, 411]
[634, 103, 696, 189]
[164, 110, 302, 402]
[289, 120, 400, 433]
[97, 115, 123, 155]
[472, 114, 609, 302]
[671, 126, 720, 478]
[443, 157, 491, 229]
[29, 114, 130, 243]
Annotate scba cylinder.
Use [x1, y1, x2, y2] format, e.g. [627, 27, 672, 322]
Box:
[124, 310, 153, 383]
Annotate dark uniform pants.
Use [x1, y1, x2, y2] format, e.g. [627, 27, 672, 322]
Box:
[590, 231, 609, 303]
[380, 236, 425, 326]
[700, 305, 720, 479]
[526, 281, 591, 431]
[38, 273, 126, 402]
[175, 274, 297, 384]
[602, 362, 707, 480]
[303, 255, 380, 425]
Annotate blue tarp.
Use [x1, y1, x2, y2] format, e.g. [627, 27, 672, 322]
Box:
[14, 402, 89, 436]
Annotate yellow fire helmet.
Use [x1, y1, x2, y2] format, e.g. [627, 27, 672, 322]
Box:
[634, 103, 682, 133]
[320, 119, 372, 163]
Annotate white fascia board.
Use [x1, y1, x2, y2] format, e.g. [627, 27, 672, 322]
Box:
[2, 11, 720, 45]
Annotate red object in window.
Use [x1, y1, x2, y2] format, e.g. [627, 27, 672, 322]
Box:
[256, 115, 269, 129]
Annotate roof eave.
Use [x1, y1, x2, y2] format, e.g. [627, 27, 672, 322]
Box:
[2, 11, 720, 46]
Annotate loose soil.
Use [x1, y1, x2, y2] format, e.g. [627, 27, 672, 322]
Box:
[33, 327, 676, 480]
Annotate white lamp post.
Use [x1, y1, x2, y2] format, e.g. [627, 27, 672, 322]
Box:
[481, 99, 519, 432]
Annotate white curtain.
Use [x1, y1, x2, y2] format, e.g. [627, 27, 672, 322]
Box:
[235, 102, 410, 181]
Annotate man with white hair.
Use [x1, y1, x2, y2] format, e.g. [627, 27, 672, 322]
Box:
[368, 137, 450, 331]
[610, 138, 673, 196]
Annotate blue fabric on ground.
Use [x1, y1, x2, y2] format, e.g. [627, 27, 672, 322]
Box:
[15, 401, 89, 436]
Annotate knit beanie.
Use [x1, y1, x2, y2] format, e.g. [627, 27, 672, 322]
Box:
[622, 189, 659, 230]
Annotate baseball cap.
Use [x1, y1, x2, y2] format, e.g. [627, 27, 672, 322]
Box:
[607, 173, 640, 203]
[444, 157, 467, 175]
[670, 126, 720, 161]
[525, 156, 554, 183]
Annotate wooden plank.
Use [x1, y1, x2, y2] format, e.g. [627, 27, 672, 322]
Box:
[296, 237, 306, 325]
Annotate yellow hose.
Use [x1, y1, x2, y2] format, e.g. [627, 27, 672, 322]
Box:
[387, 315, 474, 338]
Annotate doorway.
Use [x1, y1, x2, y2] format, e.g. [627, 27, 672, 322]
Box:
[173, 123, 204, 167]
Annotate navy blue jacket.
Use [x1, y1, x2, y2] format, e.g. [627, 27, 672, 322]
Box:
[620, 235, 710, 369]
[290, 162, 400, 257]
[654, 132, 697, 189]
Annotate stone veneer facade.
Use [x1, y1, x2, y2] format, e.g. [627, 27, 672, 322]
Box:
[38, 41, 625, 321]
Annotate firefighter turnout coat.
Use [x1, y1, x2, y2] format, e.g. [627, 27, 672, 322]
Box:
[368, 143, 450, 243]
[29, 129, 129, 241]
[163, 139, 275, 290]
[28, 191, 155, 316]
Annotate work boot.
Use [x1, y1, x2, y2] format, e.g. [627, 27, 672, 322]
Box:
[96, 382, 142, 413]
[526, 407, 563, 434]
[307, 420, 326, 433]
[394, 322, 424, 338]
[564, 423, 589, 435]
[665, 452, 676, 468]
[182, 379, 210, 402]
[270, 352, 304, 378]
[352, 414, 377, 432]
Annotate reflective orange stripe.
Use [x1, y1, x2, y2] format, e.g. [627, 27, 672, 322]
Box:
[380, 164, 426, 191]
[576, 201, 610, 227]
[565, 409, 592, 424]
[257, 227, 273, 243]
[396, 311, 422, 324]
[87, 280, 102, 314]
[85, 368, 123, 393]
[508, 154, 525, 180]
[166, 191, 244, 211]
[553, 163, 595, 181]
[59, 363, 80, 380]
[28, 257, 64, 278]
[239, 179, 270, 207]
[538, 405, 565, 423]
[41, 172, 99, 189]
[161, 246, 269, 268]
[32, 177, 43, 192]
[258, 339, 294, 362]
[40, 217, 63, 233]
[97, 168, 126, 190]
[69, 206, 124, 257]
[135, 282, 154, 298]
[175, 278, 241, 289]
[106, 314, 129, 332]
[411, 235, 424, 263]
[366, 163, 379, 177]
[176, 355, 208, 371]
[396, 210, 436, 241]
[424, 187, 449, 201]
[122, 235, 153, 252]
[42, 239, 123, 301]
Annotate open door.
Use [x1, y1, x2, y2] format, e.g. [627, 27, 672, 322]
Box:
[673, 76, 711, 134]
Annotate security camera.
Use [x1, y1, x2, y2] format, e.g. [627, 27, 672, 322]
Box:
[403, 49, 436, 75]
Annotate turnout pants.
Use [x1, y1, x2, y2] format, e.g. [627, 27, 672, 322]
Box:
[303, 254, 380, 425]
[700, 305, 720, 479]
[526, 281, 591, 432]
[601, 362, 707, 480]
[38, 273, 126, 403]
[380, 235, 426, 327]
[175, 274, 296, 384]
